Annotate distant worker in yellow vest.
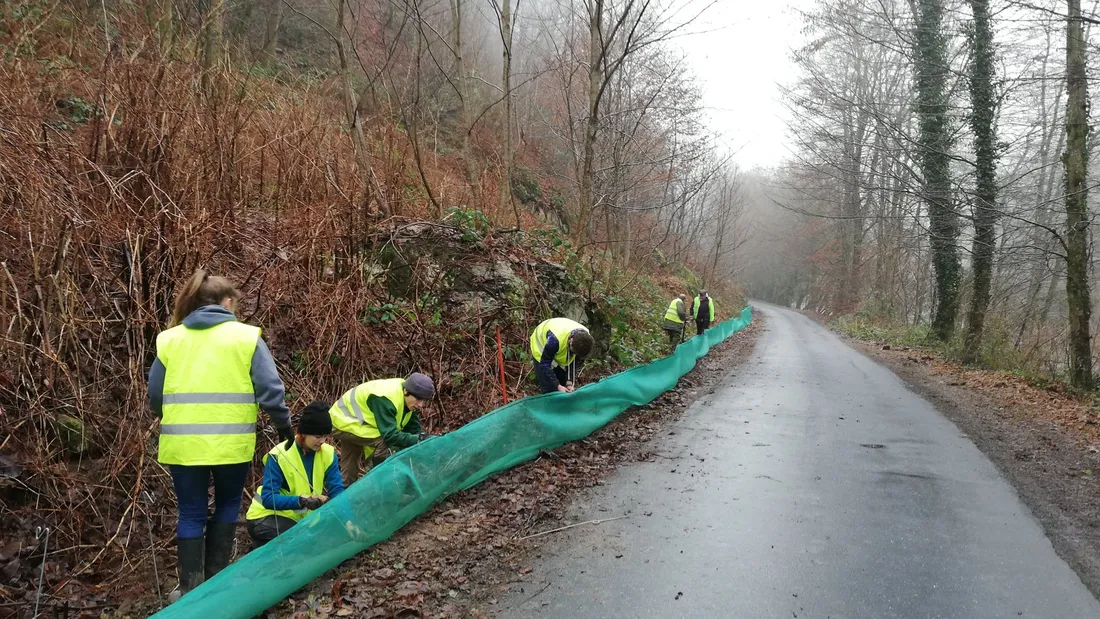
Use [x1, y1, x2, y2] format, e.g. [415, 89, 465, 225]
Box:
[246, 402, 344, 547]
[694, 290, 716, 335]
[662, 294, 689, 352]
[148, 270, 294, 600]
[530, 317, 594, 394]
[328, 373, 436, 485]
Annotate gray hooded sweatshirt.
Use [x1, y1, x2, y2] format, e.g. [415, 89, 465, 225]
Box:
[147, 305, 291, 430]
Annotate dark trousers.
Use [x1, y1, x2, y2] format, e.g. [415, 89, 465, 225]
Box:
[665, 328, 682, 350]
[247, 515, 298, 547]
[169, 463, 250, 538]
[534, 364, 570, 394]
[696, 320, 711, 335]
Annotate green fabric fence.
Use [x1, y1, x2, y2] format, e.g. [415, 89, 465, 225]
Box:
[153, 306, 752, 618]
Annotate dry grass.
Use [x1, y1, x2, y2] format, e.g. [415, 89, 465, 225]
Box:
[0, 6, 735, 612]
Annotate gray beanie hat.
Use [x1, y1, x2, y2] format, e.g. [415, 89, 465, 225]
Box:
[403, 372, 435, 399]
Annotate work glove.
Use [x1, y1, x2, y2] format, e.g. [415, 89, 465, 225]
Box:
[418, 432, 441, 442]
[299, 496, 324, 511]
[277, 425, 295, 445]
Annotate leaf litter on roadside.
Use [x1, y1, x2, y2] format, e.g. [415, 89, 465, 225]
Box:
[273, 320, 762, 618]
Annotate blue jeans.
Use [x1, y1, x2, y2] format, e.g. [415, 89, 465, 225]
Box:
[169, 463, 250, 538]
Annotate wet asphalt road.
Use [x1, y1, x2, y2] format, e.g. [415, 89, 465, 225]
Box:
[497, 303, 1100, 618]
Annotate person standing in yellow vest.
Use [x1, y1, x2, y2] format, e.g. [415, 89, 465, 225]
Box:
[246, 402, 344, 547]
[147, 270, 294, 600]
[693, 290, 716, 335]
[530, 317, 594, 393]
[328, 373, 436, 485]
[661, 294, 689, 352]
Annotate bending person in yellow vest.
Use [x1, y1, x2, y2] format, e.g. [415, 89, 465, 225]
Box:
[328, 373, 436, 486]
[530, 317, 595, 394]
[246, 402, 344, 547]
[147, 270, 294, 601]
[661, 294, 689, 352]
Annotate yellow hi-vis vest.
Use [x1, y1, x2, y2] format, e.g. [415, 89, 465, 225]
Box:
[693, 296, 716, 321]
[664, 299, 684, 324]
[530, 318, 587, 367]
[329, 378, 410, 441]
[246, 441, 336, 522]
[156, 321, 261, 466]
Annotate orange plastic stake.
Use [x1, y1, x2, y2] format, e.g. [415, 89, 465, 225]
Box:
[496, 328, 509, 405]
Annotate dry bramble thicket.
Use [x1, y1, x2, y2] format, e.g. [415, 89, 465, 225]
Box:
[0, 1, 745, 612]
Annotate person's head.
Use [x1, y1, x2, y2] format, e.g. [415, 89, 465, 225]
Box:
[170, 269, 241, 327]
[568, 330, 594, 360]
[295, 401, 332, 451]
[678, 294, 687, 301]
[700, 290, 709, 298]
[402, 372, 435, 410]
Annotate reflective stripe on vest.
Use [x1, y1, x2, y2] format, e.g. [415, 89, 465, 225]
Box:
[329, 378, 409, 439]
[693, 296, 716, 321]
[156, 321, 261, 466]
[664, 299, 684, 324]
[246, 442, 336, 522]
[530, 318, 587, 368]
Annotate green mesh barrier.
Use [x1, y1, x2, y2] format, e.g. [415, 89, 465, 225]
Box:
[153, 307, 752, 618]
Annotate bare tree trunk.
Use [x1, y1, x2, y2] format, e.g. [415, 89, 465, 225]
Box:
[452, 0, 479, 195]
[146, 0, 176, 54]
[961, 0, 999, 363]
[201, 0, 226, 94]
[579, 0, 605, 248]
[1016, 36, 1065, 349]
[336, 0, 391, 218]
[1063, 0, 1093, 389]
[259, 0, 283, 68]
[499, 0, 520, 225]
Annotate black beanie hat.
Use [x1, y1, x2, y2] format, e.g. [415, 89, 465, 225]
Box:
[297, 401, 333, 436]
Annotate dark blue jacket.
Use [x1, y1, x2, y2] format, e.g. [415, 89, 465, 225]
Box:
[534, 332, 585, 393]
[260, 441, 345, 511]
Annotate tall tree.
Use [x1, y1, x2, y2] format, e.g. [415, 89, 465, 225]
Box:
[451, 0, 479, 193]
[492, 0, 520, 225]
[1063, 0, 1093, 389]
[259, 0, 284, 68]
[201, 0, 226, 93]
[914, 0, 960, 341]
[961, 0, 999, 363]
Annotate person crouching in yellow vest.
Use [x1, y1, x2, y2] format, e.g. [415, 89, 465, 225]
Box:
[328, 373, 436, 486]
[147, 270, 294, 601]
[662, 294, 689, 352]
[530, 318, 594, 393]
[245, 402, 344, 547]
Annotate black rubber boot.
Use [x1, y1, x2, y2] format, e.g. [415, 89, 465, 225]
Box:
[168, 536, 204, 602]
[204, 521, 237, 580]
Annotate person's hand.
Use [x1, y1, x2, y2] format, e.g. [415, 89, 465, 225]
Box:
[564, 382, 576, 393]
[417, 432, 441, 442]
[299, 495, 325, 510]
[557, 384, 570, 393]
[277, 425, 294, 444]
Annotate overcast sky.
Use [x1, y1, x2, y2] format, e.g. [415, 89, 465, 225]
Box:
[677, 0, 812, 170]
